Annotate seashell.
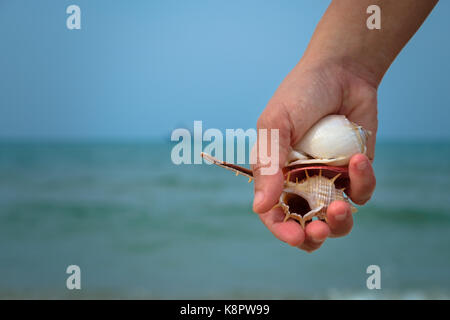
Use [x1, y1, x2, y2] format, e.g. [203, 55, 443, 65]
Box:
[287, 115, 369, 167]
[277, 166, 356, 228]
[200, 114, 367, 228]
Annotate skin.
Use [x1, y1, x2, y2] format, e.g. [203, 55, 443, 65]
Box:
[252, 0, 438, 252]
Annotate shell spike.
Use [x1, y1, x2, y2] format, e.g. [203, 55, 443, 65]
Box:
[272, 202, 281, 210]
[330, 173, 342, 184]
[299, 219, 305, 229]
[286, 171, 291, 183]
[201, 152, 253, 179]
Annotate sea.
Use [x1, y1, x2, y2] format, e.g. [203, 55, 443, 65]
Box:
[0, 140, 449, 299]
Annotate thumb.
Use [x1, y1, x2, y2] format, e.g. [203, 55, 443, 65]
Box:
[251, 100, 334, 214]
[252, 166, 285, 214]
[251, 115, 291, 214]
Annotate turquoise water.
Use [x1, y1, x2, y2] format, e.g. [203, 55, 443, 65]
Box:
[0, 141, 449, 299]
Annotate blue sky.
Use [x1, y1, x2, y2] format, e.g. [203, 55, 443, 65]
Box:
[0, 0, 449, 140]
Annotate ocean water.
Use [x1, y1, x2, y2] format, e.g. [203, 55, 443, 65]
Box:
[0, 141, 449, 299]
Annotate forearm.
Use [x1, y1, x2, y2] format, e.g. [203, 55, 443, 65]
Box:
[301, 0, 438, 86]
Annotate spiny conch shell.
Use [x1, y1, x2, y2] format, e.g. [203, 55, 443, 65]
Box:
[201, 115, 369, 228]
[276, 166, 354, 228]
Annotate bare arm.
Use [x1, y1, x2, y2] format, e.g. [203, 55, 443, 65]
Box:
[303, 0, 439, 86]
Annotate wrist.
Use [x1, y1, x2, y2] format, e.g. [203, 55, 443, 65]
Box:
[294, 54, 380, 98]
[299, 49, 384, 90]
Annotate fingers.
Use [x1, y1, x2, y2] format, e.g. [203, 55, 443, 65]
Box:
[258, 208, 331, 252]
[258, 208, 305, 247]
[326, 200, 354, 238]
[347, 153, 376, 205]
[259, 203, 353, 252]
[297, 220, 330, 252]
[255, 153, 372, 252]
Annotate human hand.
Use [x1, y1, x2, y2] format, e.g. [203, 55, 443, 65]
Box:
[252, 59, 377, 252]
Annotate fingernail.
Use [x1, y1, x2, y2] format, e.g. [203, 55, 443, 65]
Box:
[334, 210, 349, 221]
[311, 236, 326, 244]
[357, 159, 368, 171]
[253, 191, 265, 209]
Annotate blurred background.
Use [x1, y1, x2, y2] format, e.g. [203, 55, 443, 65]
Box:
[0, 0, 449, 299]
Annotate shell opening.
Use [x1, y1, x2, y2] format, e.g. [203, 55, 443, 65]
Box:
[282, 193, 311, 217]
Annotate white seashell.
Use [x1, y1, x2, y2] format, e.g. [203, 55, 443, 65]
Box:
[287, 115, 369, 167]
[286, 150, 310, 163]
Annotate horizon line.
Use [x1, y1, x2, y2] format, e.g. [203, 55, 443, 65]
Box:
[0, 135, 449, 144]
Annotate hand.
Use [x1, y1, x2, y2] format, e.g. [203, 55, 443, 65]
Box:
[252, 59, 377, 252]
